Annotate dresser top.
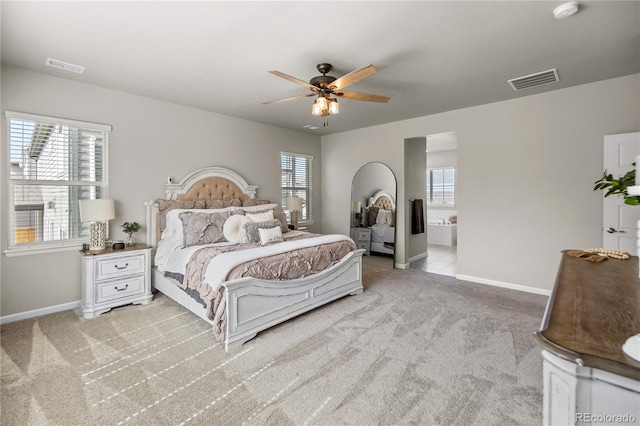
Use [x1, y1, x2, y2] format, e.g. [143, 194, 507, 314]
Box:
[79, 243, 151, 257]
[535, 250, 640, 380]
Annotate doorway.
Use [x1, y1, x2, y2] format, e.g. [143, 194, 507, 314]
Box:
[410, 131, 458, 276]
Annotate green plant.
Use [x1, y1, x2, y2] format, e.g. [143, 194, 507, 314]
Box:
[120, 221, 141, 234]
[593, 164, 640, 205]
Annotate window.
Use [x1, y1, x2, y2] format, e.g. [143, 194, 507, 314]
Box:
[281, 152, 313, 223]
[6, 111, 111, 254]
[427, 167, 455, 205]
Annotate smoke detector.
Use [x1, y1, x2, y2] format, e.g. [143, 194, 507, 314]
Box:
[553, 2, 579, 19]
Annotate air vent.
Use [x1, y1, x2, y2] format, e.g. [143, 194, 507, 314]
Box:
[45, 58, 85, 74]
[508, 69, 559, 91]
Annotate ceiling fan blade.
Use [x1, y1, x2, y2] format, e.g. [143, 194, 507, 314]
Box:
[338, 91, 390, 103]
[268, 70, 317, 91]
[262, 93, 315, 105]
[330, 65, 379, 91]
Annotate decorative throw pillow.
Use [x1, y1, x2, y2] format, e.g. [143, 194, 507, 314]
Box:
[366, 207, 379, 227]
[259, 226, 283, 245]
[205, 200, 225, 209]
[179, 211, 230, 247]
[242, 219, 282, 244]
[245, 206, 289, 233]
[245, 210, 274, 223]
[242, 199, 271, 207]
[222, 199, 242, 208]
[375, 209, 394, 226]
[223, 215, 251, 244]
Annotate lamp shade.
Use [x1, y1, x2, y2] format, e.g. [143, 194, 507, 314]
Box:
[79, 199, 115, 222]
[286, 196, 303, 211]
[351, 200, 361, 212]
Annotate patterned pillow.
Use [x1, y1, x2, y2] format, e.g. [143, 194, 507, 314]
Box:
[244, 206, 289, 233]
[242, 199, 271, 207]
[243, 220, 282, 244]
[179, 211, 230, 247]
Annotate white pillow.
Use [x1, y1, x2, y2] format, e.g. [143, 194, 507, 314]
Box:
[223, 215, 251, 244]
[259, 226, 283, 245]
[246, 210, 274, 223]
[376, 209, 390, 225]
[242, 203, 278, 212]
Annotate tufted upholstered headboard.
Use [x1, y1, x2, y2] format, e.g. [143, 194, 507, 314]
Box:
[368, 190, 396, 211]
[146, 167, 260, 246]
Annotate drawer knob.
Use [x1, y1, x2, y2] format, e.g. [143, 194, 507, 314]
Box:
[114, 263, 129, 270]
[114, 284, 129, 292]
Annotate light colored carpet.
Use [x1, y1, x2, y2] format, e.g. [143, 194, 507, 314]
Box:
[1, 260, 547, 425]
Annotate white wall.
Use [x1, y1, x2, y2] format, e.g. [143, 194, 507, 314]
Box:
[321, 74, 640, 293]
[1, 65, 321, 317]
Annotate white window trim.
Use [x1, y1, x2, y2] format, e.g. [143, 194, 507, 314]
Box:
[4, 111, 112, 256]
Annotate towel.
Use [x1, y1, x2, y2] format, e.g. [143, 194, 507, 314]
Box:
[411, 199, 425, 234]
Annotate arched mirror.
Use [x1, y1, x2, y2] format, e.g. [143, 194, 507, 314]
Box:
[350, 162, 397, 267]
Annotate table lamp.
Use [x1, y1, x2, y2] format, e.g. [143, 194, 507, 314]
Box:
[286, 196, 303, 230]
[351, 200, 362, 226]
[79, 199, 115, 251]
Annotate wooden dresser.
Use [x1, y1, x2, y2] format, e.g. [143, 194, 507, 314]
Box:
[535, 250, 640, 425]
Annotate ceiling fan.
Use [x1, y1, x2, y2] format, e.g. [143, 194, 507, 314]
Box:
[263, 63, 390, 120]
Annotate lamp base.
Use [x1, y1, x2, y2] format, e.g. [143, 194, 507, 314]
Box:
[290, 211, 299, 230]
[89, 221, 107, 251]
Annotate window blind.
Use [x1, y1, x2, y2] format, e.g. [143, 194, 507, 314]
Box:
[281, 151, 313, 222]
[6, 111, 111, 249]
[427, 167, 455, 204]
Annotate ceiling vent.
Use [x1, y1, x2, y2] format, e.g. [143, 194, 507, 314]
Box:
[45, 58, 85, 74]
[508, 69, 559, 91]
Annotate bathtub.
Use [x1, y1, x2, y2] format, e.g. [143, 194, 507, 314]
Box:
[427, 222, 457, 246]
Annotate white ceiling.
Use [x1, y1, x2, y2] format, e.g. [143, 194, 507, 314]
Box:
[2, 1, 638, 136]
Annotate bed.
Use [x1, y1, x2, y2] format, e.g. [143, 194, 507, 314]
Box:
[363, 190, 396, 256]
[145, 166, 364, 351]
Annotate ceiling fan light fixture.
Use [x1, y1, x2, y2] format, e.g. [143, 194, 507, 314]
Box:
[311, 100, 322, 116]
[329, 98, 339, 115]
[316, 96, 328, 110]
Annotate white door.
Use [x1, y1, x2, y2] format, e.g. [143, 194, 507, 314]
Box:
[603, 132, 640, 254]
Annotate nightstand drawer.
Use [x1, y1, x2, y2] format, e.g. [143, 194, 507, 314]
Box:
[96, 254, 145, 280]
[356, 230, 370, 241]
[96, 275, 144, 303]
[356, 241, 370, 251]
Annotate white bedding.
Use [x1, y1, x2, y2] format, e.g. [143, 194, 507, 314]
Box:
[370, 223, 395, 244]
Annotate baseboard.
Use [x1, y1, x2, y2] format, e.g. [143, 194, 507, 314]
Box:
[455, 274, 551, 296]
[408, 252, 429, 263]
[395, 262, 409, 269]
[0, 300, 81, 325]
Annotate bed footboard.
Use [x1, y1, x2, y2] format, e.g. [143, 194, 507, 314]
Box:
[223, 249, 364, 351]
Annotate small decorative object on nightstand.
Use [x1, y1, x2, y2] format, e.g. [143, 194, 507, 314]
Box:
[120, 221, 141, 246]
[350, 226, 371, 255]
[80, 244, 153, 318]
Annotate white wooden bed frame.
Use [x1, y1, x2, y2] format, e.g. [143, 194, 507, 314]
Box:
[145, 166, 364, 351]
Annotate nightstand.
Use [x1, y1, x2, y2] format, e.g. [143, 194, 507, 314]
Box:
[350, 227, 371, 255]
[80, 244, 153, 318]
